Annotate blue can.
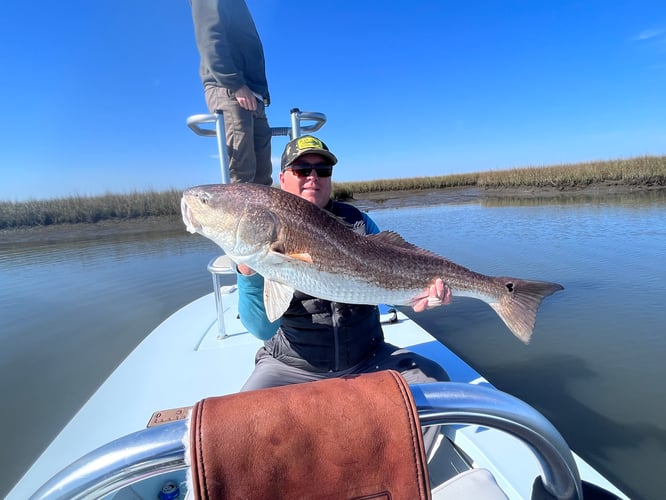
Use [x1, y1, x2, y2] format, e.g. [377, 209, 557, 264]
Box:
[158, 481, 180, 500]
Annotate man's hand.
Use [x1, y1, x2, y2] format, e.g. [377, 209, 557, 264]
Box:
[237, 263, 255, 275]
[235, 84, 258, 111]
[411, 279, 452, 312]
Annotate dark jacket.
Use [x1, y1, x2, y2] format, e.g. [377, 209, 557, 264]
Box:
[191, 0, 270, 102]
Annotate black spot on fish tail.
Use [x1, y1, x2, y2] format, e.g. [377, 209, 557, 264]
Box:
[489, 278, 564, 344]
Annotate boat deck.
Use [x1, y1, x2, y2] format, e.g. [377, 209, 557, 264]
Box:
[9, 282, 626, 499]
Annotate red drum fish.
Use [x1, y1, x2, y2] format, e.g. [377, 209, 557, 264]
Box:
[181, 184, 563, 343]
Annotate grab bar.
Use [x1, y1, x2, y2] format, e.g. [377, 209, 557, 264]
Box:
[186, 108, 326, 185]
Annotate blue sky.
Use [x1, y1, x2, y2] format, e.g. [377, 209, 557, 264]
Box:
[1, 1, 665, 201]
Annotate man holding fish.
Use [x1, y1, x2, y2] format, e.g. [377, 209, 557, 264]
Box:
[235, 135, 452, 390]
[182, 136, 564, 390]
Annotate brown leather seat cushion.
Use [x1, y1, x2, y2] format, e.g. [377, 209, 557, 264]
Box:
[189, 370, 430, 499]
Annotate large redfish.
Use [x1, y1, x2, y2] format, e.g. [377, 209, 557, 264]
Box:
[181, 184, 563, 343]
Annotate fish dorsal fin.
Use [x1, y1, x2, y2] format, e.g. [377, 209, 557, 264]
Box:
[351, 220, 366, 235]
[367, 231, 442, 258]
[263, 279, 295, 322]
[367, 231, 416, 248]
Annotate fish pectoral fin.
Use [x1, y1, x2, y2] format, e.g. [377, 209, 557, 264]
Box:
[286, 252, 314, 264]
[265, 251, 314, 265]
[263, 279, 295, 322]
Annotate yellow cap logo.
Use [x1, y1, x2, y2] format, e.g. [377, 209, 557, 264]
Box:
[296, 136, 324, 150]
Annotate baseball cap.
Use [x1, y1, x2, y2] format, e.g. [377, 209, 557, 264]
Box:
[280, 135, 338, 171]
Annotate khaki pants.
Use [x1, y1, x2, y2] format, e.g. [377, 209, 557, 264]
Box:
[204, 85, 273, 185]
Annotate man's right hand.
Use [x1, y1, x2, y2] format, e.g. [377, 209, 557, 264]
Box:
[237, 263, 255, 275]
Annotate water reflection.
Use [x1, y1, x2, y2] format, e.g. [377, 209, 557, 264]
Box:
[0, 229, 221, 497]
[480, 186, 666, 207]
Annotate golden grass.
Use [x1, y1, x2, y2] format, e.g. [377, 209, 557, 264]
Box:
[332, 154, 666, 197]
[476, 155, 665, 188]
[2, 155, 665, 229]
[0, 190, 182, 229]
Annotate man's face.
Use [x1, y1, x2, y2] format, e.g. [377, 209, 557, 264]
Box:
[279, 153, 333, 208]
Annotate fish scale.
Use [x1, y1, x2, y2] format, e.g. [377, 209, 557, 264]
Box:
[181, 183, 564, 343]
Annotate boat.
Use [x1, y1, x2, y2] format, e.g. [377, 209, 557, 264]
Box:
[7, 110, 629, 499]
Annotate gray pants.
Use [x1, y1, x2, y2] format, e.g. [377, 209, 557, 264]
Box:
[240, 341, 449, 392]
[204, 85, 273, 186]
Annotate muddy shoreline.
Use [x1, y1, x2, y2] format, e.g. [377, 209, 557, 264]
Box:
[2, 182, 663, 246]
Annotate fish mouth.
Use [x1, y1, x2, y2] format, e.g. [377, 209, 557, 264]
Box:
[181, 197, 200, 234]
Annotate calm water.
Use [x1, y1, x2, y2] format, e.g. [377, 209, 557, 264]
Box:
[2, 191, 665, 499]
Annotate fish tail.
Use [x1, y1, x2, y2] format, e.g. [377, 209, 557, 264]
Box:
[488, 278, 564, 344]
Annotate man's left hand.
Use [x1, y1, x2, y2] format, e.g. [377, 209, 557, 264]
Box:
[411, 279, 452, 312]
[235, 84, 258, 111]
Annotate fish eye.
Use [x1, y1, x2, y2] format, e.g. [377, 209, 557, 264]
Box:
[199, 193, 210, 205]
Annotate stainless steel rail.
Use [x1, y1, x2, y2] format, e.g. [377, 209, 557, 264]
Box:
[185, 108, 326, 139]
[412, 383, 583, 499]
[186, 108, 326, 184]
[30, 382, 583, 500]
[30, 419, 188, 500]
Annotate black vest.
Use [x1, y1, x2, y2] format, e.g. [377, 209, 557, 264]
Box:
[264, 201, 384, 372]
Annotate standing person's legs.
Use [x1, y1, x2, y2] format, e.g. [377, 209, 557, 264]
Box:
[252, 100, 273, 186]
[204, 85, 262, 184]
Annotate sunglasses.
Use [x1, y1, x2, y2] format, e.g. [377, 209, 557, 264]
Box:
[288, 163, 333, 178]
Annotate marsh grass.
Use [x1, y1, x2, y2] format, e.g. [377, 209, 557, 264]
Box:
[0, 190, 182, 229]
[2, 155, 665, 229]
[333, 154, 666, 198]
[476, 155, 666, 188]
[333, 173, 478, 199]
